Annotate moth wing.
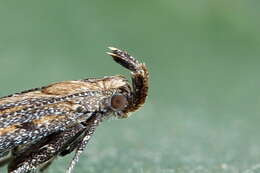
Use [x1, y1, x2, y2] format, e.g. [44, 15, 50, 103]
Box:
[0, 110, 83, 154]
[0, 91, 94, 155]
[0, 80, 104, 156]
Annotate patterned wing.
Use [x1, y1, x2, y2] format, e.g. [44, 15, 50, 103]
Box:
[0, 80, 104, 154]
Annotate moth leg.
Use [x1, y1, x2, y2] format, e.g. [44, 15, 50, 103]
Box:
[58, 123, 90, 158]
[59, 136, 84, 157]
[0, 151, 11, 167]
[39, 158, 54, 173]
[66, 116, 101, 173]
[8, 124, 85, 173]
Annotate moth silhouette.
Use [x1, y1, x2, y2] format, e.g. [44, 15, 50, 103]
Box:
[0, 47, 149, 173]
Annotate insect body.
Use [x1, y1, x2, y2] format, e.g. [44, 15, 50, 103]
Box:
[0, 47, 149, 173]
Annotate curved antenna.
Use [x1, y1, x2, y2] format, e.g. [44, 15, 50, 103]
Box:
[107, 47, 149, 113]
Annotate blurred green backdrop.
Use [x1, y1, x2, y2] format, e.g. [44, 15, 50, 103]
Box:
[0, 0, 260, 172]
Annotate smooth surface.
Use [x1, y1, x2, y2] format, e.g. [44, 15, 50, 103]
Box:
[0, 0, 260, 172]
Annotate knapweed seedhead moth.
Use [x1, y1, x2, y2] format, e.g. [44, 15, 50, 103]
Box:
[0, 47, 149, 173]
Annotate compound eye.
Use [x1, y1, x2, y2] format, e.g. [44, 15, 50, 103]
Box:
[111, 94, 128, 111]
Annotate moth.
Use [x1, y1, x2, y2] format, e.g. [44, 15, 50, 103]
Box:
[0, 47, 149, 173]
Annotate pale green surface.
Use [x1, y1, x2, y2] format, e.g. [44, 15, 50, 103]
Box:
[0, 0, 260, 172]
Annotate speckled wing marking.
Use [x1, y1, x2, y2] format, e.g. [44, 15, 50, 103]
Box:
[0, 80, 113, 154]
[0, 80, 101, 106]
[0, 98, 89, 153]
[0, 114, 75, 152]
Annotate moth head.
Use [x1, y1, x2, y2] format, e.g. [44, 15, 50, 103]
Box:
[92, 47, 149, 119]
[100, 76, 134, 118]
[82, 75, 134, 118]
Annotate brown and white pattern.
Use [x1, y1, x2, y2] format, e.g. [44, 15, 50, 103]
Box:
[0, 47, 149, 173]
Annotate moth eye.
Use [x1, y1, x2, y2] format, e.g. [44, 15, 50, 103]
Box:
[111, 94, 128, 111]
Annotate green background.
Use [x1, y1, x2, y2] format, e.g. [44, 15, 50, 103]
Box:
[0, 0, 260, 172]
